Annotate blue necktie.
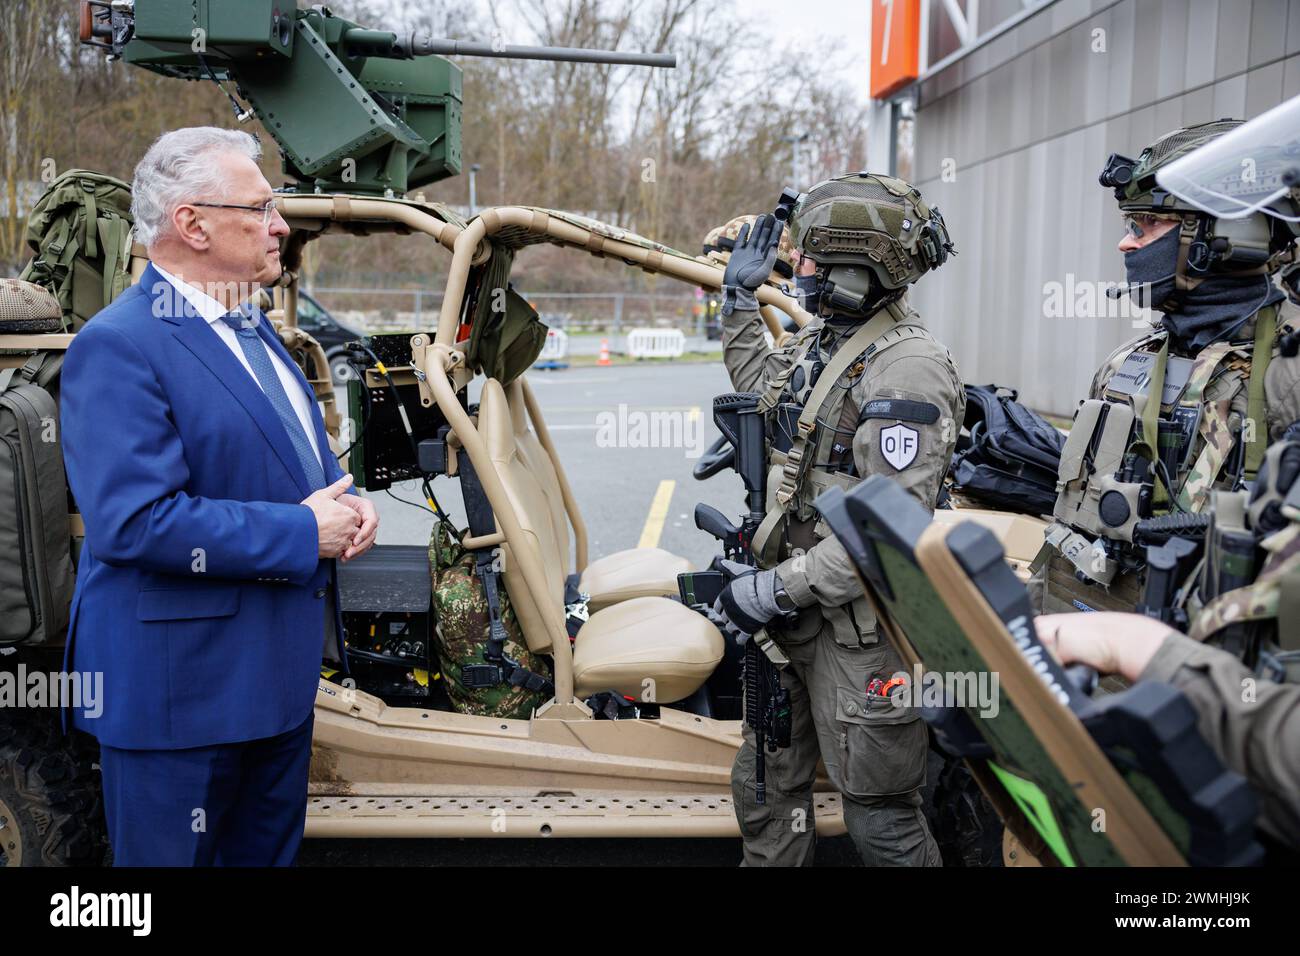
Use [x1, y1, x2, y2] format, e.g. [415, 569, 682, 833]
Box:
[219, 306, 326, 491]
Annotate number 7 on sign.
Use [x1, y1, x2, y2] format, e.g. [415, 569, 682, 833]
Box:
[870, 0, 919, 99]
[880, 0, 894, 67]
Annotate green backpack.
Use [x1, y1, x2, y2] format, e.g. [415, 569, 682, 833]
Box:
[465, 244, 548, 385]
[19, 169, 134, 331]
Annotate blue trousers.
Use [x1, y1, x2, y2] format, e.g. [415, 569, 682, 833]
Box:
[99, 713, 314, 867]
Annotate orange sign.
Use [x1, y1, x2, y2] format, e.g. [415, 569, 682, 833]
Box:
[870, 0, 921, 99]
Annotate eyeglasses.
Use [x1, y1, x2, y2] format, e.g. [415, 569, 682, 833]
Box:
[1123, 212, 1179, 239]
[191, 199, 279, 226]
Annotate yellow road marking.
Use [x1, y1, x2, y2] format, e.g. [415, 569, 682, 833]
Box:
[689, 405, 700, 423]
[637, 479, 675, 549]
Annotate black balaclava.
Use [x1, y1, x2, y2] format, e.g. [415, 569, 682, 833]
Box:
[1124, 225, 1284, 352]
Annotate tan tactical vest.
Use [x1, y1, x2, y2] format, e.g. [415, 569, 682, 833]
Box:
[750, 302, 934, 568]
[1042, 305, 1279, 597]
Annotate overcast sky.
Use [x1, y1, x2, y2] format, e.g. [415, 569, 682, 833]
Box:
[741, 0, 873, 105]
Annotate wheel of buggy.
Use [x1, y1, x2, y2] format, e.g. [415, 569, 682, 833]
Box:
[923, 749, 1004, 868]
[0, 793, 22, 867]
[0, 714, 108, 867]
[329, 348, 357, 386]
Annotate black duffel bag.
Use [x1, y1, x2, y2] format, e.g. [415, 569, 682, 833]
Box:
[949, 384, 1065, 516]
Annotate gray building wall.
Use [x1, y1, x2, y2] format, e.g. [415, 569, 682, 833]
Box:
[907, 0, 1300, 415]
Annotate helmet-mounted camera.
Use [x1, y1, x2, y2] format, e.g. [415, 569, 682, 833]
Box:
[1099, 153, 1137, 194]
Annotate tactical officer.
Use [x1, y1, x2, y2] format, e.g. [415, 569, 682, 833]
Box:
[1148, 100, 1300, 678]
[1035, 120, 1300, 619]
[711, 174, 962, 866]
[1032, 108, 1300, 856]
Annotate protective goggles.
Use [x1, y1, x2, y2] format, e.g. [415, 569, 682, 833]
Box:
[1123, 212, 1180, 239]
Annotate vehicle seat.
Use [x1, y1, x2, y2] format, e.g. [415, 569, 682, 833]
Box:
[571, 596, 723, 702]
[578, 548, 692, 612]
[478, 379, 722, 701]
[504, 378, 691, 611]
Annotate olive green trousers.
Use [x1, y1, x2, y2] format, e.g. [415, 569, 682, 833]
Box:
[730, 626, 941, 867]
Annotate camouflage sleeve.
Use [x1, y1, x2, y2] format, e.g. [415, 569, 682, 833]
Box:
[1141, 633, 1300, 846]
[776, 341, 964, 609]
[720, 305, 772, 393]
[1265, 349, 1300, 441]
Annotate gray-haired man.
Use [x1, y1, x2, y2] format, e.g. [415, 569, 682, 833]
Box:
[60, 127, 377, 865]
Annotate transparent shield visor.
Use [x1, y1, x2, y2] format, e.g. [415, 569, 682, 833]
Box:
[1156, 95, 1300, 221]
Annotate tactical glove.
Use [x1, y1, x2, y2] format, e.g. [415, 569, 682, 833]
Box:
[721, 213, 782, 315]
[712, 563, 785, 639]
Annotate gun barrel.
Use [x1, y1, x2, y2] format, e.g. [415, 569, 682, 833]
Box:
[401, 35, 676, 68]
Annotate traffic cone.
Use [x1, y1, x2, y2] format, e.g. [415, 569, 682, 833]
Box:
[598, 338, 611, 366]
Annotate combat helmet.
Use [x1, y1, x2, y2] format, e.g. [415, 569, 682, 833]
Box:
[1100, 119, 1299, 284]
[701, 222, 725, 257]
[787, 172, 954, 317]
[702, 213, 798, 280]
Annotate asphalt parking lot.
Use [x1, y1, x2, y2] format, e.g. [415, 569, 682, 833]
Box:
[305, 361, 865, 866]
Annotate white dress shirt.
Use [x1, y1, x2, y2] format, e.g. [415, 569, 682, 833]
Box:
[152, 264, 322, 463]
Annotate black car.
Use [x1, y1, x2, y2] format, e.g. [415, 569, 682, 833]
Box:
[295, 291, 368, 384]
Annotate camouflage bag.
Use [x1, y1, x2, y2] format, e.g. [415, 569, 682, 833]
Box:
[429, 521, 552, 718]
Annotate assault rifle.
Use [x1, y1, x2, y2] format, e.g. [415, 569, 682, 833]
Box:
[685, 392, 792, 805]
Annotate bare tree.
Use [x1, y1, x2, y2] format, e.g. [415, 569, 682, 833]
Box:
[0, 0, 54, 264]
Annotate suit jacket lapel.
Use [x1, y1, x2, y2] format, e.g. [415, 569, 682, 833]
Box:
[149, 270, 313, 498]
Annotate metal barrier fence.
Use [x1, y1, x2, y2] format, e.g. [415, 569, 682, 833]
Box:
[626, 328, 685, 359]
[539, 328, 569, 361]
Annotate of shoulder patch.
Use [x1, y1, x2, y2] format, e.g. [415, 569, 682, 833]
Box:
[879, 423, 920, 469]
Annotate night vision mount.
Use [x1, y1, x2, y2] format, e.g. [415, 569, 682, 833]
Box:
[80, 1, 674, 197]
[1098, 152, 1137, 194]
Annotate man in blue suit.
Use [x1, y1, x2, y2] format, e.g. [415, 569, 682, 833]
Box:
[60, 127, 379, 866]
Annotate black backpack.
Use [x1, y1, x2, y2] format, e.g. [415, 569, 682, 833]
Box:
[0, 351, 74, 646]
[949, 384, 1065, 516]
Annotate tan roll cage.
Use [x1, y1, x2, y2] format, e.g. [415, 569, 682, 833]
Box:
[271, 194, 811, 711]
